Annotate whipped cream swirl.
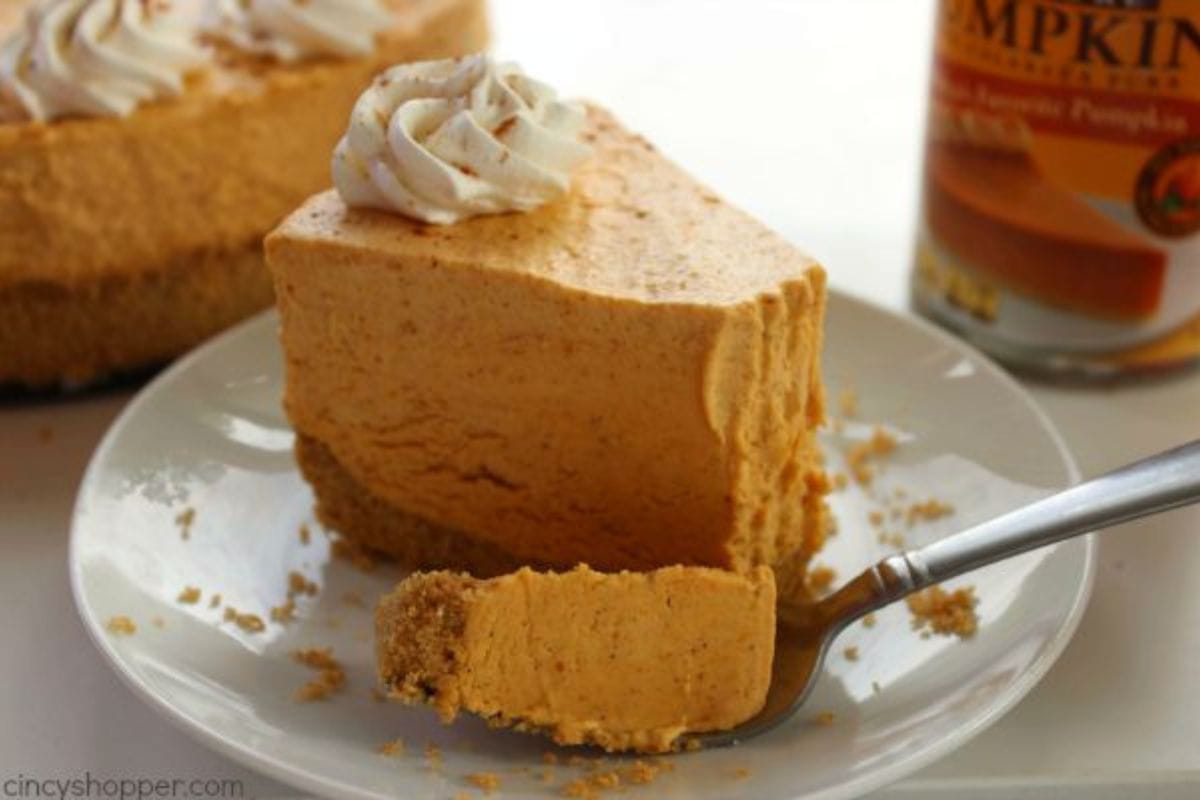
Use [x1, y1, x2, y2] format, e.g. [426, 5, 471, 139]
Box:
[0, 0, 208, 122]
[204, 0, 391, 62]
[332, 55, 592, 224]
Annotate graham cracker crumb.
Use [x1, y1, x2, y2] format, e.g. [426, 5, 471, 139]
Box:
[562, 779, 591, 798]
[208, 593, 222, 609]
[844, 646, 859, 662]
[845, 427, 898, 486]
[425, 742, 443, 765]
[466, 773, 500, 794]
[376, 738, 405, 756]
[293, 646, 339, 670]
[540, 767, 556, 785]
[106, 616, 136, 636]
[176, 586, 201, 604]
[287, 571, 319, 598]
[562, 769, 628, 799]
[332, 536, 378, 572]
[862, 613, 877, 628]
[832, 472, 848, 490]
[877, 531, 907, 549]
[906, 585, 978, 638]
[452, 794, 470, 800]
[624, 760, 667, 785]
[734, 767, 752, 780]
[174, 507, 196, 540]
[592, 773, 619, 790]
[223, 607, 265, 633]
[812, 710, 836, 726]
[292, 647, 346, 701]
[683, 737, 702, 752]
[270, 599, 297, 624]
[299, 524, 311, 545]
[806, 565, 837, 597]
[906, 499, 955, 526]
[868, 510, 884, 527]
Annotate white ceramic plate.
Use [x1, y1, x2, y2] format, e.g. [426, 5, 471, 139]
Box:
[70, 292, 1094, 800]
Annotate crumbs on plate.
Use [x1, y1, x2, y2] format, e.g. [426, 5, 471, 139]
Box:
[106, 616, 136, 636]
[845, 426, 897, 486]
[174, 507, 196, 540]
[287, 570, 320, 598]
[176, 586, 201, 604]
[560, 759, 673, 798]
[223, 607, 265, 633]
[905, 499, 955, 526]
[376, 738, 405, 757]
[466, 772, 500, 794]
[906, 585, 978, 639]
[292, 647, 346, 701]
[270, 598, 297, 624]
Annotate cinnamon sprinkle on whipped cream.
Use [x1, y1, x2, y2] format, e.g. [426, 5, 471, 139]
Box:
[333, 54, 592, 224]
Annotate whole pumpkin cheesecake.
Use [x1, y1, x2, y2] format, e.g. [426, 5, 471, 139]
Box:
[0, 0, 487, 388]
[376, 565, 777, 753]
[266, 55, 831, 599]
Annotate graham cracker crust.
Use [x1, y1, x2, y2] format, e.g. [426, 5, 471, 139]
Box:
[296, 433, 532, 578]
[0, 243, 273, 388]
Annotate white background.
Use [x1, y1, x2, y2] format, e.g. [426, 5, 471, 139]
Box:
[2, 1, 1200, 798]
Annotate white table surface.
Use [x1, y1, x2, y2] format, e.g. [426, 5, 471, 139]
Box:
[3, 1, 1199, 798]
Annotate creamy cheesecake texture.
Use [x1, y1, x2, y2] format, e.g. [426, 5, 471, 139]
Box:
[269, 106, 829, 583]
[0, 0, 488, 386]
[376, 565, 776, 753]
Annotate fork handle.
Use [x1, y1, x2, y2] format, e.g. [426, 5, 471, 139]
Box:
[863, 438, 1200, 610]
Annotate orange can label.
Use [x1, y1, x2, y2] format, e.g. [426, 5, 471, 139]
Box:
[914, 0, 1200, 373]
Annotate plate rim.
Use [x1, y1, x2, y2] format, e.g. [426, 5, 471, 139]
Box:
[68, 290, 1096, 800]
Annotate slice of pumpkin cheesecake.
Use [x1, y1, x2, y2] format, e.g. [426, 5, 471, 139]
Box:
[375, 565, 776, 753]
[266, 55, 830, 599]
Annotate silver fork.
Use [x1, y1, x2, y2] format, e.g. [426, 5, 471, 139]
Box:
[700, 438, 1200, 746]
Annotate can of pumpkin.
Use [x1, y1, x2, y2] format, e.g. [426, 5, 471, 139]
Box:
[911, 0, 1200, 378]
